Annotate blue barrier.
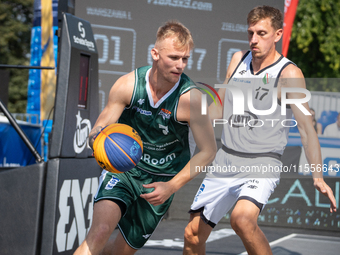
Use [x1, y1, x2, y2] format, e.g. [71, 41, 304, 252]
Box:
[0, 118, 42, 167]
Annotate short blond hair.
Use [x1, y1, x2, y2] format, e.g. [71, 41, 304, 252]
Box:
[155, 20, 194, 50]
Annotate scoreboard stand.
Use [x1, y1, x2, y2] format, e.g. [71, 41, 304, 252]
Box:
[0, 13, 101, 255]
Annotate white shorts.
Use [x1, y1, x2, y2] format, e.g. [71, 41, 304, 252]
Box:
[189, 148, 281, 227]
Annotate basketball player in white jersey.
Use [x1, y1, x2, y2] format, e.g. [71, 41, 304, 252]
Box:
[183, 6, 337, 255]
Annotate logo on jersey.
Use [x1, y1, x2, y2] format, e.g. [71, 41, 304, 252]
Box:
[233, 78, 251, 84]
[105, 176, 120, 190]
[137, 99, 145, 105]
[159, 124, 169, 135]
[143, 234, 151, 239]
[159, 108, 171, 120]
[228, 111, 259, 130]
[142, 152, 176, 165]
[246, 179, 259, 189]
[247, 185, 258, 189]
[132, 106, 152, 116]
[262, 73, 273, 85]
[194, 183, 205, 202]
[239, 70, 247, 75]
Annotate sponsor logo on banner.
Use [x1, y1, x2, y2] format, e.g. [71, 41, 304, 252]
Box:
[257, 178, 340, 230]
[78, 22, 86, 38]
[73, 21, 95, 51]
[74, 111, 92, 154]
[56, 177, 99, 252]
[221, 22, 248, 33]
[147, 0, 213, 11]
[86, 7, 132, 20]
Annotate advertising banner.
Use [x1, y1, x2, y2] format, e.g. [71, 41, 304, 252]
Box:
[74, 0, 283, 111]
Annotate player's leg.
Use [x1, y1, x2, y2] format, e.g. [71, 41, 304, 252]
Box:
[74, 200, 122, 255]
[183, 212, 213, 255]
[183, 173, 235, 255]
[101, 231, 137, 255]
[230, 199, 272, 255]
[102, 172, 176, 252]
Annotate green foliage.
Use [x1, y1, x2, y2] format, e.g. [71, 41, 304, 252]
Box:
[288, 0, 340, 91]
[0, 0, 34, 113]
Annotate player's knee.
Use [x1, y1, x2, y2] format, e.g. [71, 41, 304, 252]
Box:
[92, 223, 113, 243]
[184, 223, 200, 246]
[230, 214, 257, 237]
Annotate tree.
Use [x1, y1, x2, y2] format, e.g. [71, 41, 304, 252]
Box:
[288, 0, 340, 91]
[0, 0, 34, 113]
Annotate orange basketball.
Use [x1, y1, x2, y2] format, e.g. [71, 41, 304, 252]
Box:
[93, 123, 143, 173]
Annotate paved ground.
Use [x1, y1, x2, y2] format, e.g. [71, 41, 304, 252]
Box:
[111, 219, 340, 255]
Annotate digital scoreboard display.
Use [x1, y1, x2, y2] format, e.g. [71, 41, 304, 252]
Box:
[78, 54, 90, 109]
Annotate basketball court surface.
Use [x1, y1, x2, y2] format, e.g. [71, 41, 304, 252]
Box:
[109, 219, 340, 255]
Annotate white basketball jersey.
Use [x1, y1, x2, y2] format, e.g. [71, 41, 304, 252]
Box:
[221, 51, 294, 155]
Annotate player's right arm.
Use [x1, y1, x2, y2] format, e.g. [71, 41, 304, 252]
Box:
[88, 72, 135, 149]
[208, 50, 247, 120]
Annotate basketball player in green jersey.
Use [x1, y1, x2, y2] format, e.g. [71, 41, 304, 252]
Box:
[74, 20, 217, 255]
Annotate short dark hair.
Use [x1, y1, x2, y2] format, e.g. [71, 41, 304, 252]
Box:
[247, 5, 283, 31]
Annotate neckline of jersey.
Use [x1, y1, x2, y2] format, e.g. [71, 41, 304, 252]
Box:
[145, 68, 181, 108]
[250, 53, 284, 75]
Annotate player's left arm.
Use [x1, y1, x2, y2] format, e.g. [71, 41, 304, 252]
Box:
[140, 89, 217, 206]
[279, 65, 336, 212]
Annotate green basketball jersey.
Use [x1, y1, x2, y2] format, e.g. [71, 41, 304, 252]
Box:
[119, 66, 197, 176]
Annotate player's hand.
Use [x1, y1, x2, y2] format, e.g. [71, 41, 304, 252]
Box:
[314, 178, 337, 213]
[88, 126, 103, 150]
[140, 182, 174, 206]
